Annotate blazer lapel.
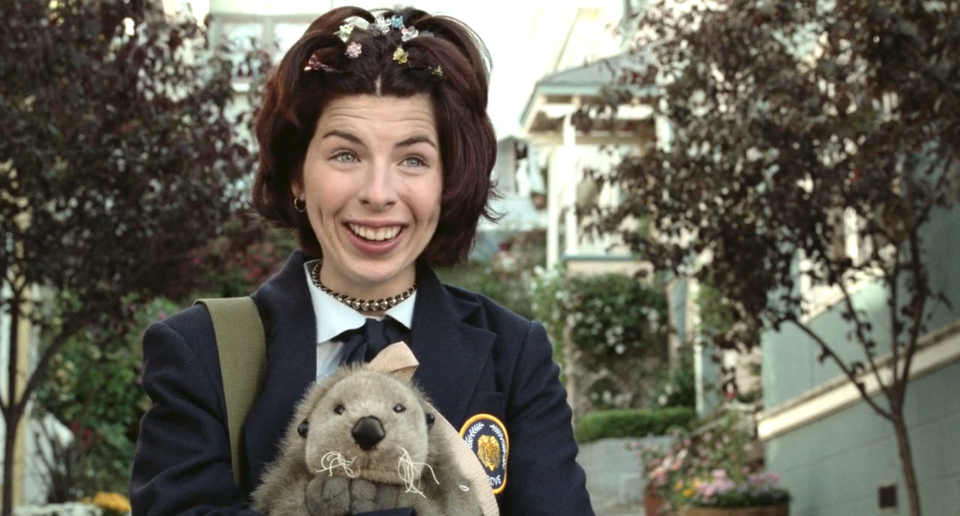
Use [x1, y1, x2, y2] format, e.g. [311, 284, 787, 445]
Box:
[409, 262, 497, 427]
[244, 250, 317, 486]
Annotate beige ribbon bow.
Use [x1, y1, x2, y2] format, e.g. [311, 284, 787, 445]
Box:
[368, 342, 500, 516]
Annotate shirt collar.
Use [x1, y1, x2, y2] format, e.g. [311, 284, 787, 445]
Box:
[303, 259, 416, 344]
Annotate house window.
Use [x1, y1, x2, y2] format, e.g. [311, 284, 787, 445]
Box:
[219, 22, 266, 79]
[274, 23, 310, 60]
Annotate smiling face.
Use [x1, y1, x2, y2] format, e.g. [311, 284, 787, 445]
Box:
[294, 94, 442, 300]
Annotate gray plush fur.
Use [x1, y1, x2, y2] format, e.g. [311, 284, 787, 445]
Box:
[251, 366, 484, 516]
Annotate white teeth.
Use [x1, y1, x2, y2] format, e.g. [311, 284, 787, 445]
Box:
[349, 224, 401, 242]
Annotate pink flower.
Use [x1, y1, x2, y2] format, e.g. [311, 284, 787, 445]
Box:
[345, 42, 362, 58]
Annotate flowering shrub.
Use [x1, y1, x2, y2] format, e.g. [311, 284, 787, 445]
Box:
[631, 411, 787, 511]
[35, 295, 177, 501]
[651, 344, 696, 409]
[532, 266, 670, 412]
[681, 470, 790, 508]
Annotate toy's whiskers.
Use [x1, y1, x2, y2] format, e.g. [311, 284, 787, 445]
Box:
[317, 451, 360, 478]
[397, 447, 439, 497]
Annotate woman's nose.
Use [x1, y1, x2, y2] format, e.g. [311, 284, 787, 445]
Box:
[359, 163, 397, 210]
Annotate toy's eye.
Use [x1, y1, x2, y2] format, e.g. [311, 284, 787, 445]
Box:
[334, 404, 345, 415]
[425, 413, 435, 429]
[297, 419, 309, 437]
[393, 403, 406, 413]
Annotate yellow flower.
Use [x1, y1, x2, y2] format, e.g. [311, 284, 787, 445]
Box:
[683, 487, 695, 498]
[392, 47, 409, 64]
[675, 480, 684, 492]
[89, 492, 131, 514]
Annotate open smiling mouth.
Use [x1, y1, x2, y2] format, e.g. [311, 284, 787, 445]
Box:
[348, 224, 403, 242]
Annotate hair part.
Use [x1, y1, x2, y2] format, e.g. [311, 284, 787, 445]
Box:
[251, 6, 499, 266]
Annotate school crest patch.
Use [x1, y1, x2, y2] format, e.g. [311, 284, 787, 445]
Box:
[460, 414, 509, 494]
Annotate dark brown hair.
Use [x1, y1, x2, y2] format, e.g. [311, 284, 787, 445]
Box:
[251, 6, 498, 266]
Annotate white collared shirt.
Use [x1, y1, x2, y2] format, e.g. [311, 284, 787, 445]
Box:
[302, 259, 416, 380]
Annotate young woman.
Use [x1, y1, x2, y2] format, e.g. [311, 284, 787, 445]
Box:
[131, 6, 594, 515]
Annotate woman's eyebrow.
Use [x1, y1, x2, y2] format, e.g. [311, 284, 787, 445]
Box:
[396, 135, 438, 150]
[321, 129, 364, 145]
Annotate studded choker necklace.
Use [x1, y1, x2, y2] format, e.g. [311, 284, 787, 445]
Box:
[310, 261, 417, 312]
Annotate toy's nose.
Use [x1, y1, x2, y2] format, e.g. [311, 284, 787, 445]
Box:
[352, 416, 385, 451]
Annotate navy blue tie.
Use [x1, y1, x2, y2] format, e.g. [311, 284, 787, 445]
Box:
[338, 317, 409, 364]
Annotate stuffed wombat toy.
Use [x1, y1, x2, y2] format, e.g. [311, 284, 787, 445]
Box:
[251, 366, 484, 516]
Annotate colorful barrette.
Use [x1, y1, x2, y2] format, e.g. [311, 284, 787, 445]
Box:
[304, 52, 331, 72]
[371, 15, 391, 36]
[390, 15, 404, 30]
[393, 46, 409, 64]
[401, 27, 419, 42]
[336, 23, 355, 42]
[345, 42, 362, 58]
[429, 65, 444, 78]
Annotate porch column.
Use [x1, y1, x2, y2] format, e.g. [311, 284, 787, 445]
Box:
[546, 146, 560, 270]
[561, 113, 579, 258]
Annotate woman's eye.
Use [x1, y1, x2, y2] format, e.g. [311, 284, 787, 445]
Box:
[402, 156, 426, 168]
[333, 152, 357, 163]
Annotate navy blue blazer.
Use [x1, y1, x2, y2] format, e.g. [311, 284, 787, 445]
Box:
[130, 251, 594, 516]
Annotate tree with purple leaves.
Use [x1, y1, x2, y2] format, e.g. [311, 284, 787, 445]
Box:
[582, 1, 960, 515]
[0, 1, 268, 514]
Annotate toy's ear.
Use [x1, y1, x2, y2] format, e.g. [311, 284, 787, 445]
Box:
[425, 412, 436, 429]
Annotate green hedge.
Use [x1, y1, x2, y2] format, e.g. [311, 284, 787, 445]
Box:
[575, 407, 697, 443]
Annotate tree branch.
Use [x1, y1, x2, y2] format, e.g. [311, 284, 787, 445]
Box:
[834, 267, 893, 399]
[887, 244, 903, 387]
[13, 315, 87, 419]
[786, 316, 893, 421]
[896, 225, 928, 408]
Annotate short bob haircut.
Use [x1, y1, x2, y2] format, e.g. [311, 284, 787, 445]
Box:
[252, 5, 498, 267]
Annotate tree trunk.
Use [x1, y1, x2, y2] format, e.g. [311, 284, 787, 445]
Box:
[3, 304, 22, 516]
[891, 399, 922, 516]
[2, 411, 20, 516]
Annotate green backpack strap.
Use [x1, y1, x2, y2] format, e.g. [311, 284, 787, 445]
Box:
[195, 297, 266, 488]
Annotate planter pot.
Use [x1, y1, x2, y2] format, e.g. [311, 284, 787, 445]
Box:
[644, 487, 677, 516]
[680, 506, 789, 516]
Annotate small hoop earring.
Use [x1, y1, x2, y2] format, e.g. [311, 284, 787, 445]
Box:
[294, 197, 306, 213]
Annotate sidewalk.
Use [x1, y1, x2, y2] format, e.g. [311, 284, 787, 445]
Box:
[578, 437, 647, 516]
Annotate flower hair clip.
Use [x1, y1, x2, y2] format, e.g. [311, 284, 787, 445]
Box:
[371, 15, 391, 36]
[392, 46, 409, 64]
[390, 15, 404, 30]
[345, 42, 362, 58]
[429, 65, 444, 78]
[336, 23, 355, 42]
[304, 52, 332, 72]
[401, 26, 419, 42]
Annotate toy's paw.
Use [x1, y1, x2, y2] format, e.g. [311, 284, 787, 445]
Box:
[348, 480, 404, 513]
[305, 476, 350, 516]
[305, 477, 409, 515]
